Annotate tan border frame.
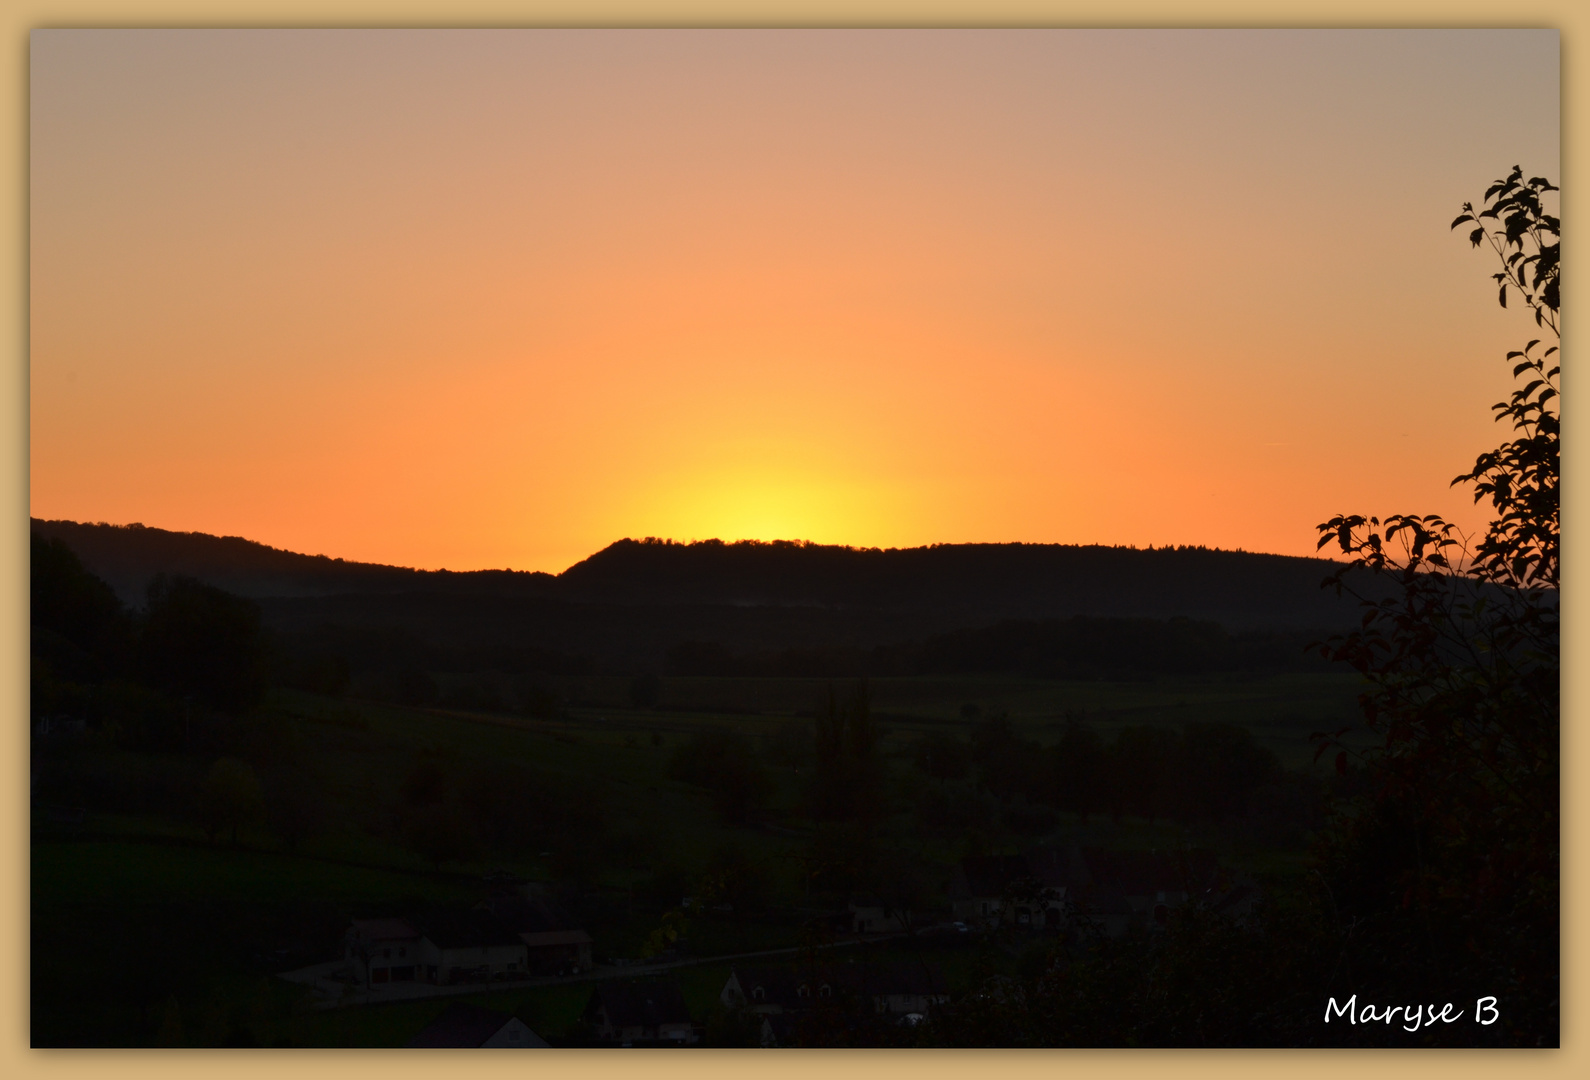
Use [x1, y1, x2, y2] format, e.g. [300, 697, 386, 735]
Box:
[3, 3, 1580, 1078]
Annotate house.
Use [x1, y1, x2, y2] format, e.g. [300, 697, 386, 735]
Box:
[862, 961, 950, 1017]
[758, 1011, 798, 1048]
[1080, 847, 1221, 930]
[949, 845, 1227, 937]
[413, 909, 528, 984]
[848, 896, 909, 935]
[518, 928, 594, 975]
[723, 962, 950, 1045]
[722, 962, 947, 1021]
[723, 966, 828, 1014]
[345, 918, 423, 988]
[1032, 846, 1225, 936]
[406, 1003, 549, 1048]
[720, 965, 870, 1015]
[478, 894, 594, 975]
[1063, 885, 1134, 938]
[1025, 844, 1088, 898]
[949, 854, 1031, 926]
[949, 852, 1071, 929]
[584, 980, 697, 1045]
[34, 716, 88, 740]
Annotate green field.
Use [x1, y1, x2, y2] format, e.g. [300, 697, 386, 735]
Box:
[32, 669, 1367, 1046]
[439, 669, 1370, 765]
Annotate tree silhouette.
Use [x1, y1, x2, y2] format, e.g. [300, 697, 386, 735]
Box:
[196, 757, 263, 845]
[921, 169, 1561, 1050]
[912, 732, 970, 782]
[808, 681, 883, 821]
[668, 729, 769, 824]
[30, 533, 130, 684]
[1050, 719, 1105, 823]
[1106, 725, 1178, 824]
[1176, 723, 1278, 822]
[139, 574, 265, 714]
[1313, 166, 1559, 1044]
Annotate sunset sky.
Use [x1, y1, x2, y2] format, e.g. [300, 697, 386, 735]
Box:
[29, 29, 1559, 573]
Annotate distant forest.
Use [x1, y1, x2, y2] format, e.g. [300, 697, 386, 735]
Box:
[30, 519, 1388, 690]
[662, 617, 1332, 680]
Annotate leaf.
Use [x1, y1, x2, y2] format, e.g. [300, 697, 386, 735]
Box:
[1499, 284, 1508, 308]
[1335, 752, 1347, 777]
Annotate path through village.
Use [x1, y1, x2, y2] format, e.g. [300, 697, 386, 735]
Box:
[279, 929, 927, 1010]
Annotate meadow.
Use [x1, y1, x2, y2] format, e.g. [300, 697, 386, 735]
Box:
[32, 668, 1361, 1046]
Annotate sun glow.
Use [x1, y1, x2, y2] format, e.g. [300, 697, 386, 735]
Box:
[27, 31, 1558, 572]
[627, 458, 904, 548]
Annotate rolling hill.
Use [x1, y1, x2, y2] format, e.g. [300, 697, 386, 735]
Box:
[30, 519, 1390, 675]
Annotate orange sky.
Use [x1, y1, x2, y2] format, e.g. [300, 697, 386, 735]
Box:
[29, 30, 1560, 573]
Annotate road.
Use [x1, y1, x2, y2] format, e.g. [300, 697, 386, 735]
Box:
[280, 930, 926, 1010]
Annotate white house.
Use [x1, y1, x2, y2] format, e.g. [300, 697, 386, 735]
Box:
[949, 854, 1068, 929]
[413, 910, 528, 984]
[867, 962, 951, 1017]
[477, 895, 594, 974]
[345, 918, 423, 987]
[848, 897, 909, 935]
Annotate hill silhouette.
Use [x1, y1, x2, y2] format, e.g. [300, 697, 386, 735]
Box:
[28, 519, 555, 602]
[557, 536, 1378, 628]
[31, 520, 1372, 623]
[29, 519, 1395, 676]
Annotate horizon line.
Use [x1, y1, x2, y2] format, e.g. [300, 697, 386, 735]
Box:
[31, 515, 1335, 577]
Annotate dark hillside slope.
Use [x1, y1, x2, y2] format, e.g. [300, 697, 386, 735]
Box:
[31, 520, 1380, 630]
[28, 519, 556, 604]
[558, 537, 1383, 631]
[31, 520, 1399, 674]
[256, 591, 983, 676]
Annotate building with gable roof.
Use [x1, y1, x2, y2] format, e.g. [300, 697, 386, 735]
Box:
[720, 965, 859, 1014]
[345, 917, 423, 987]
[950, 851, 1073, 929]
[477, 894, 593, 975]
[584, 979, 697, 1045]
[721, 961, 948, 1020]
[949, 844, 1232, 936]
[412, 908, 528, 984]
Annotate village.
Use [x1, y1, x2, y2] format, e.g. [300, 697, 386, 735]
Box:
[28, 24, 1560, 1050]
[281, 849, 1259, 1047]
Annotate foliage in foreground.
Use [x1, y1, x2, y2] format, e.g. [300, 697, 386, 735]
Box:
[1307, 167, 1558, 1046]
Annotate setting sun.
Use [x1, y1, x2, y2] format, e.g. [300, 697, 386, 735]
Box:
[631, 454, 900, 547]
[23, 26, 1564, 1051]
[29, 30, 1559, 571]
